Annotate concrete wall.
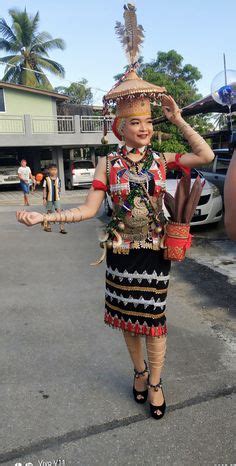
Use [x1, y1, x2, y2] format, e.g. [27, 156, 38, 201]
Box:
[1, 88, 56, 116]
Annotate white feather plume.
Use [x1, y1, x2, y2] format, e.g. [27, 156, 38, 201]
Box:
[115, 3, 144, 66]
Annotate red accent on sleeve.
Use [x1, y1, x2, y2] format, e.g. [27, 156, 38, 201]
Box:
[167, 153, 191, 176]
[92, 179, 108, 192]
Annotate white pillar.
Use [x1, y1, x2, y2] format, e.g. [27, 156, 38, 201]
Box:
[69, 148, 75, 160]
[24, 114, 32, 135]
[74, 115, 80, 133]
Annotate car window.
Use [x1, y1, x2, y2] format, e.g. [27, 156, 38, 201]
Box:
[74, 161, 94, 169]
[166, 168, 200, 179]
[166, 170, 179, 179]
[189, 169, 201, 179]
[200, 160, 214, 173]
[216, 157, 230, 175]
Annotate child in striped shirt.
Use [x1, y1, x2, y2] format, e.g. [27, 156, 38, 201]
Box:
[43, 163, 67, 234]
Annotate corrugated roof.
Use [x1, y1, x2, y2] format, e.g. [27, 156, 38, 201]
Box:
[0, 81, 69, 101]
[153, 94, 236, 124]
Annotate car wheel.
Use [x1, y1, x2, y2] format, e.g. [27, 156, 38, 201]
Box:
[67, 180, 74, 190]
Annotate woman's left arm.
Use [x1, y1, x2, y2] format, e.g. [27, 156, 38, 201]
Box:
[224, 148, 236, 240]
[160, 95, 215, 168]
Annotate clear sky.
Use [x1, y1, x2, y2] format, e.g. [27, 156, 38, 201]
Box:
[1, 0, 236, 104]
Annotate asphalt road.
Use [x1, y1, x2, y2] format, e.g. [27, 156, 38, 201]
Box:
[0, 205, 235, 466]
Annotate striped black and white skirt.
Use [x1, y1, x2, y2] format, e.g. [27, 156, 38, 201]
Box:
[104, 248, 171, 337]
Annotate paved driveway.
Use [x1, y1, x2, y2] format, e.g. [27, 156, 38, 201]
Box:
[0, 187, 88, 205]
[0, 205, 235, 465]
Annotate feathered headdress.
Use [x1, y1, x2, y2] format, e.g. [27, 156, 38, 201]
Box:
[115, 3, 144, 67]
[101, 3, 167, 144]
[104, 3, 166, 106]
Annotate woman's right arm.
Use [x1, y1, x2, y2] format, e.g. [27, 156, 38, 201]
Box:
[16, 156, 108, 226]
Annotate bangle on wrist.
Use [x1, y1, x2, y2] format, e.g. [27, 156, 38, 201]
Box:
[77, 207, 83, 222]
[47, 212, 56, 223]
[42, 213, 47, 226]
[69, 211, 75, 223]
[178, 122, 190, 131]
[171, 109, 181, 119]
[192, 140, 206, 153]
[188, 133, 206, 143]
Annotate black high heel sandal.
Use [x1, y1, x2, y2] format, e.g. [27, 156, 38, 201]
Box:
[133, 360, 149, 404]
[147, 376, 166, 419]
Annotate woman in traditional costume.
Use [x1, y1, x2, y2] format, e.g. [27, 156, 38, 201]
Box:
[17, 5, 214, 419]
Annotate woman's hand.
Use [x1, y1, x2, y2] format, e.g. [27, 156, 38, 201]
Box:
[160, 95, 183, 125]
[16, 210, 44, 226]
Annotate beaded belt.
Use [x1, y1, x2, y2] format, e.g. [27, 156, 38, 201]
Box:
[121, 224, 150, 241]
[112, 227, 163, 254]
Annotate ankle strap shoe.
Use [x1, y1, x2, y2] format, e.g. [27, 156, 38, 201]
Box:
[133, 360, 149, 404]
[147, 375, 166, 419]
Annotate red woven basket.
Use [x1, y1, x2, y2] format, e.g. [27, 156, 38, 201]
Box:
[163, 221, 192, 262]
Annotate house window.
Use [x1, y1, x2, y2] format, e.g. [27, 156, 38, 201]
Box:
[0, 89, 5, 112]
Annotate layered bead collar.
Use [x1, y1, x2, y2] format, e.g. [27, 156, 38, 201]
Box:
[125, 145, 146, 154]
[117, 144, 154, 171]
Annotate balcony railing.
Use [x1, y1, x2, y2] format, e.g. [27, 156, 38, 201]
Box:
[80, 116, 113, 133]
[31, 116, 75, 133]
[0, 115, 114, 134]
[0, 115, 25, 134]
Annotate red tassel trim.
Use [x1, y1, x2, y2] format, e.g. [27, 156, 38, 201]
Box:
[167, 153, 191, 176]
[92, 179, 108, 192]
[104, 311, 167, 337]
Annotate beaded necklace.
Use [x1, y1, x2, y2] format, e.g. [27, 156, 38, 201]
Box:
[106, 146, 163, 236]
[118, 145, 154, 174]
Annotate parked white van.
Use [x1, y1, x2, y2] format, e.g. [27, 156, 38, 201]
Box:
[64, 159, 95, 189]
[0, 157, 20, 186]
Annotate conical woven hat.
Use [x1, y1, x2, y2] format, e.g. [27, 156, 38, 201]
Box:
[115, 96, 151, 118]
[104, 69, 166, 104]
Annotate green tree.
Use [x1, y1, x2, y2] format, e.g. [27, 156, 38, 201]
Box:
[0, 8, 65, 89]
[55, 79, 93, 105]
[114, 50, 213, 151]
[141, 50, 213, 151]
[212, 113, 228, 130]
[113, 56, 145, 82]
[142, 50, 202, 107]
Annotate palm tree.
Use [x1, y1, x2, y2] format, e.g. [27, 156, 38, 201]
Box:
[212, 113, 228, 131]
[0, 8, 65, 89]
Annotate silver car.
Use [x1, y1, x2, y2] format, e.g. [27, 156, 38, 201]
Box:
[200, 149, 231, 196]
